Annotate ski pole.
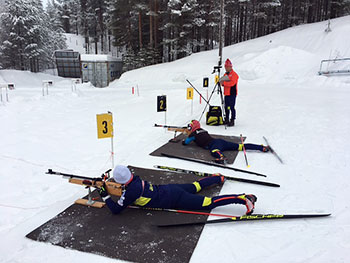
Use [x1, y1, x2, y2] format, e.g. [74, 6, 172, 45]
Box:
[128, 206, 236, 218]
[186, 79, 210, 105]
[240, 134, 250, 167]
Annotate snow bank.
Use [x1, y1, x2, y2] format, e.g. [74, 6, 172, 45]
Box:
[238, 46, 318, 82]
[0, 70, 68, 88]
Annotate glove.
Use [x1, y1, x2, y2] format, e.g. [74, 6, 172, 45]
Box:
[98, 183, 108, 198]
[182, 140, 186, 145]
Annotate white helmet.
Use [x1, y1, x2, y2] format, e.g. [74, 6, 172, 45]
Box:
[113, 165, 133, 184]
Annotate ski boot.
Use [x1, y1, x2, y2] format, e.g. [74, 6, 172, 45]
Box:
[212, 150, 227, 164]
[212, 173, 225, 184]
[245, 194, 257, 215]
[262, 145, 270, 152]
[228, 119, 235, 127]
[214, 157, 228, 165]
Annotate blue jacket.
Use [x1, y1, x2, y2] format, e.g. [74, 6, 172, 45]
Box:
[105, 176, 173, 214]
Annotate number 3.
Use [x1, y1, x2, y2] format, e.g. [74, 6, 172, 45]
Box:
[102, 120, 108, 134]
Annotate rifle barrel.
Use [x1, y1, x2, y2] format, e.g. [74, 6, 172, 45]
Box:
[154, 124, 187, 129]
[46, 169, 100, 181]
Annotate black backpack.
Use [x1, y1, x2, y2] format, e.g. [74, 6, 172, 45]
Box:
[206, 106, 224, 126]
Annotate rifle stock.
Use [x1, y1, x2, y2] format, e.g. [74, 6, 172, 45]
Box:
[48, 169, 123, 197]
[68, 178, 123, 197]
[166, 127, 189, 134]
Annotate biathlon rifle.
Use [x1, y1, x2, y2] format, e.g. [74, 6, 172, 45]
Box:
[46, 169, 123, 208]
[154, 123, 189, 142]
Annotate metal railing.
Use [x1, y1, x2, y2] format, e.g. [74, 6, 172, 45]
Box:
[318, 58, 350, 75]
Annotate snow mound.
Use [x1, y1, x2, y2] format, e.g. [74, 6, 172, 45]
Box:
[238, 46, 318, 82]
[0, 70, 68, 88]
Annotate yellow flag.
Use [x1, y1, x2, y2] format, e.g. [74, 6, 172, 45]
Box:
[215, 75, 219, 84]
[187, 87, 194, 100]
[96, 113, 113, 139]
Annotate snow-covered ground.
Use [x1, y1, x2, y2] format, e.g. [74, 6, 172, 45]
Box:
[1, 16, 350, 263]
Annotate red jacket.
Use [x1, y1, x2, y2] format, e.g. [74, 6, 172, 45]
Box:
[222, 69, 239, 96]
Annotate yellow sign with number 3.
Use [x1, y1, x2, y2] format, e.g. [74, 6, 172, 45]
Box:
[96, 113, 113, 139]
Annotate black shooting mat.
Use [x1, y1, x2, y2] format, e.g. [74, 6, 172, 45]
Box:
[150, 133, 245, 164]
[26, 166, 223, 263]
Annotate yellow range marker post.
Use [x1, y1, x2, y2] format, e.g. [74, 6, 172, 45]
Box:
[96, 112, 114, 167]
[96, 113, 113, 139]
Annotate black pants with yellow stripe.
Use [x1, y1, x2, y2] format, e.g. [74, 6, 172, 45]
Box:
[208, 139, 265, 159]
[169, 176, 246, 210]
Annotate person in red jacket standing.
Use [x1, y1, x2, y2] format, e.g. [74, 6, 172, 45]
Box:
[220, 59, 239, 126]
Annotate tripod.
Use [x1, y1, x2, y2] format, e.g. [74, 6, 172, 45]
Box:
[198, 65, 227, 128]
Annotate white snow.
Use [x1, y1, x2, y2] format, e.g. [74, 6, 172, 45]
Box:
[64, 33, 86, 54]
[81, 54, 121, 62]
[1, 16, 350, 263]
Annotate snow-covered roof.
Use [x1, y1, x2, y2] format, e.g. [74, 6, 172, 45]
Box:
[80, 54, 121, 62]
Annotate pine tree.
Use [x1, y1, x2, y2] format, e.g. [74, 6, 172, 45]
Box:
[56, 0, 71, 33]
[0, 0, 41, 70]
[44, 1, 67, 67]
[201, 0, 220, 50]
[122, 47, 137, 71]
[1, 0, 23, 69]
[0, 0, 66, 71]
[46, 0, 64, 32]
[162, 0, 199, 61]
[109, 0, 138, 49]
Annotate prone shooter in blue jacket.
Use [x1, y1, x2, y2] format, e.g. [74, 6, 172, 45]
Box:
[183, 120, 269, 164]
[98, 165, 257, 215]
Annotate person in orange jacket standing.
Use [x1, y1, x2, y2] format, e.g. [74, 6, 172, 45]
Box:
[220, 59, 239, 126]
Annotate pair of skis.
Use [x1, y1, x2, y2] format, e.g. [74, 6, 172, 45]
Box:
[239, 136, 284, 166]
[160, 153, 268, 177]
[154, 165, 279, 187]
[263, 136, 284, 164]
[160, 137, 282, 179]
[128, 205, 330, 227]
[156, 213, 331, 227]
[151, 166, 330, 227]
